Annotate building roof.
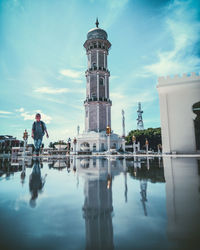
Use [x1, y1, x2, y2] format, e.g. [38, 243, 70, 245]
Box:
[87, 19, 108, 40]
[87, 27, 108, 40]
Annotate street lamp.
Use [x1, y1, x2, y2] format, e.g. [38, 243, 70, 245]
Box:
[106, 125, 111, 154]
[23, 129, 28, 157]
[132, 135, 136, 154]
[145, 138, 149, 154]
[67, 137, 71, 154]
[73, 137, 77, 154]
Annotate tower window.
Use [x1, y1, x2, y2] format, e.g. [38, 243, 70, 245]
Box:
[92, 63, 97, 70]
[99, 77, 104, 85]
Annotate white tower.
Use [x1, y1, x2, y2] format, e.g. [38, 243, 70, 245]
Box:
[137, 102, 144, 130]
[122, 109, 125, 137]
[75, 19, 123, 153]
[83, 18, 111, 132]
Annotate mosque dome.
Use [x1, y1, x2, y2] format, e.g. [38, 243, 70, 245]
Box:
[87, 18, 108, 40]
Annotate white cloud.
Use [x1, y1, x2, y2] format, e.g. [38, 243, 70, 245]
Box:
[0, 110, 12, 114]
[16, 108, 52, 124]
[72, 79, 83, 84]
[142, 0, 200, 77]
[34, 87, 70, 94]
[60, 69, 82, 79]
[16, 107, 25, 112]
[110, 75, 119, 80]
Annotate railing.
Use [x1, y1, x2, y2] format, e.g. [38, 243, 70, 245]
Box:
[84, 98, 112, 104]
[87, 67, 110, 73]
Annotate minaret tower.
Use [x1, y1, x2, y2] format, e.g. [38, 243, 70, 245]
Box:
[137, 102, 144, 130]
[122, 109, 125, 137]
[83, 19, 112, 132]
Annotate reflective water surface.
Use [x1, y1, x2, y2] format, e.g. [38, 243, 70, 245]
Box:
[0, 156, 200, 250]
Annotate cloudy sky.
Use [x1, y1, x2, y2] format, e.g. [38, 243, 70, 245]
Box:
[0, 0, 199, 145]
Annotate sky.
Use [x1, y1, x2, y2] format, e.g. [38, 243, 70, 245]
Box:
[0, 0, 200, 145]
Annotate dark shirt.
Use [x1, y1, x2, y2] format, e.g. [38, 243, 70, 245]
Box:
[32, 121, 46, 140]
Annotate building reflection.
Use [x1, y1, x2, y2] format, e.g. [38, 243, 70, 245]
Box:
[164, 157, 200, 249]
[127, 157, 165, 216]
[73, 156, 165, 249]
[77, 157, 124, 250]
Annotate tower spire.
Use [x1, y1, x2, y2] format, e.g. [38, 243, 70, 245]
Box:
[122, 109, 125, 137]
[95, 17, 99, 28]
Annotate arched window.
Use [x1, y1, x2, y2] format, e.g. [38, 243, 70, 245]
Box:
[99, 77, 104, 85]
[93, 62, 97, 70]
[93, 143, 96, 151]
[80, 142, 90, 152]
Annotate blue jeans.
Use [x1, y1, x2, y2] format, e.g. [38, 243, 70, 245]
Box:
[34, 139, 42, 152]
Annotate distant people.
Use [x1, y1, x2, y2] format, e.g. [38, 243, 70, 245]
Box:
[29, 159, 47, 208]
[32, 113, 49, 156]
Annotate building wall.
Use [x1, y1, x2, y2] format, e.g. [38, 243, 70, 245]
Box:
[99, 104, 107, 131]
[88, 104, 97, 131]
[157, 73, 200, 154]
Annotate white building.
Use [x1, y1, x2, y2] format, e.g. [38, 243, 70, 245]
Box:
[75, 20, 123, 153]
[157, 73, 200, 154]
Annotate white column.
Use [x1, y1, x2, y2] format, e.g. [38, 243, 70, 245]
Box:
[88, 106, 90, 132]
[97, 50, 99, 69]
[89, 52, 91, 68]
[97, 104, 99, 132]
[105, 75, 108, 99]
[97, 73, 99, 100]
[133, 142, 136, 154]
[89, 75, 91, 98]
[104, 51, 106, 68]
[107, 135, 110, 153]
[122, 138, 126, 152]
[105, 52, 107, 69]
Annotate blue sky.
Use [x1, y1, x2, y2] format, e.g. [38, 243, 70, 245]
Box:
[0, 0, 199, 145]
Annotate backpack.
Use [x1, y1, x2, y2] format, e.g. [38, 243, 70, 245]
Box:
[33, 121, 45, 136]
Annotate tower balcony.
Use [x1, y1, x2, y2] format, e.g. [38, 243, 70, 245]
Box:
[84, 97, 112, 104]
[85, 67, 110, 75]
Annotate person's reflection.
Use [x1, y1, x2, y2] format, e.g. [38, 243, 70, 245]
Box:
[29, 159, 47, 208]
[20, 161, 26, 186]
[140, 180, 148, 216]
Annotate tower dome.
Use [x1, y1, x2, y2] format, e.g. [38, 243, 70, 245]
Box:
[87, 18, 108, 40]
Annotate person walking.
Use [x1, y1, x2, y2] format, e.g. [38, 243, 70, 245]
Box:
[32, 113, 49, 156]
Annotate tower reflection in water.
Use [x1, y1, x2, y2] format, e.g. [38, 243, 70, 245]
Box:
[79, 157, 116, 250]
[76, 157, 165, 250]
